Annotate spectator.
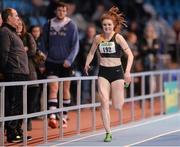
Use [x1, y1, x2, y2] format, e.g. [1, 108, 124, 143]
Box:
[91, 3, 105, 29]
[0, 12, 2, 27]
[126, 32, 143, 96]
[29, 25, 42, 48]
[40, 2, 79, 129]
[16, 18, 39, 131]
[139, 24, 160, 71]
[126, 32, 141, 71]
[0, 12, 4, 81]
[77, 23, 99, 103]
[0, 8, 31, 143]
[139, 24, 160, 94]
[30, 25, 46, 113]
[172, 20, 180, 64]
[68, 2, 88, 39]
[122, 32, 138, 70]
[29, 25, 46, 79]
[173, 20, 180, 43]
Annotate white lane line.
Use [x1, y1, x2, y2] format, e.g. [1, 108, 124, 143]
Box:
[51, 113, 180, 146]
[124, 128, 180, 147]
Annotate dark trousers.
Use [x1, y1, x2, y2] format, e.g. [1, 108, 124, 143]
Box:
[5, 73, 28, 136]
[27, 86, 40, 114]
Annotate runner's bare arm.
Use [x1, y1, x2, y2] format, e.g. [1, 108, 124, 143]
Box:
[116, 34, 134, 82]
[84, 35, 99, 75]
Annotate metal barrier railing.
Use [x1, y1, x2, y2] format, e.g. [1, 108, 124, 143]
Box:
[0, 70, 180, 146]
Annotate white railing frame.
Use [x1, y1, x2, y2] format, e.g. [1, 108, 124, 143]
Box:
[0, 69, 180, 146]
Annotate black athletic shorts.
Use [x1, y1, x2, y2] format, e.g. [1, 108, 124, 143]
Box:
[98, 65, 124, 83]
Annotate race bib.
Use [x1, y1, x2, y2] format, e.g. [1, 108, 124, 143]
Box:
[99, 42, 116, 54]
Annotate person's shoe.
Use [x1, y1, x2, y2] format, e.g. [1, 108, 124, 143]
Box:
[104, 133, 112, 142]
[7, 135, 22, 143]
[26, 135, 32, 141]
[48, 118, 58, 129]
[20, 135, 33, 141]
[58, 118, 68, 128]
[62, 118, 67, 128]
[7, 129, 23, 143]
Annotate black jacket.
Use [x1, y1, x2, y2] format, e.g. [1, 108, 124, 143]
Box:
[21, 32, 38, 81]
[0, 23, 29, 75]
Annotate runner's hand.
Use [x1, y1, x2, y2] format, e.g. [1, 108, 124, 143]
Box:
[84, 65, 90, 75]
[124, 71, 131, 83]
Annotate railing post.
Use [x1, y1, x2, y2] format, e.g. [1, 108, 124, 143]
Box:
[76, 80, 81, 134]
[91, 79, 96, 131]
[150, 73, 154, 116]
[23, 85, 27, 146]
[168, 71, 171, 82]
[59, 81, 64, 139]
[130, 77, 135, 121]
[141, 75, 145, 119]
[42, 83, 48, 143]
[160, 72, 164, 115]
[0, 86, 5, 146]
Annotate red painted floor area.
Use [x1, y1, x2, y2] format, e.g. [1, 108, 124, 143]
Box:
[5, 98, 163, 146]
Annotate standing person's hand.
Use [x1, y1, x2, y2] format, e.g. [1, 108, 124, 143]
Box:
[39, 66, 46, 74]
[84, 64, 90, 76]
[124, 71, 131, 84]
[24, 46, 29, 52]
[63, 60, 71, 68]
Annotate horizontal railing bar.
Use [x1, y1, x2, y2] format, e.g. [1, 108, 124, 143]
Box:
[0, 103, 101, 122]
[0, 70, 180, 87]
[125, 92, 164, 102]
[0, 76, 98, 86]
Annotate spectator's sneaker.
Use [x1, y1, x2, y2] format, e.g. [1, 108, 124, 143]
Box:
[7, 135, 22, 143]
[63, 114, 69, 121]
[104, 133, 112, 142]
[26, 136, 32, 141]
[16, 128, 32, 141]
[7, 135, 32, 143]
[62, 118, 67, 128]
[20, 135, 33, 141]
[48, 118, 58, 129]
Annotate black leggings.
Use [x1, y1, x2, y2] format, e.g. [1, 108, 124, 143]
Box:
[98, 65, 124, 83]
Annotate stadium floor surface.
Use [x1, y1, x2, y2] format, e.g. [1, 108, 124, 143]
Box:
[5, 98, 164, 146]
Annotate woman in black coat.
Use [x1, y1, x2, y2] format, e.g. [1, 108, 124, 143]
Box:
[17, 18, 40, 131]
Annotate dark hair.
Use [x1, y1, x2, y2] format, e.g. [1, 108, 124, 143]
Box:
[1, 8, 13, 22]
[101, 6, 127, 33]
[87, 23, 96, 29]
[29, 25, 42, 34]
[56, 2, 68, 10]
